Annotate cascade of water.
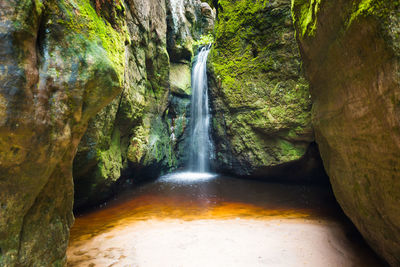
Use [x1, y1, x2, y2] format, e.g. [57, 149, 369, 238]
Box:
[189, 45, 212, 172]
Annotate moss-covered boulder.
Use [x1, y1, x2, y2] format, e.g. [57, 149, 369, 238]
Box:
[0, 0, 127, 265]
[292, 0, 400, 264]
[209, 0, 322, 179]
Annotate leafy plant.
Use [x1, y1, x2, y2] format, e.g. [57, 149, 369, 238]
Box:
[193, 34, 214, 47]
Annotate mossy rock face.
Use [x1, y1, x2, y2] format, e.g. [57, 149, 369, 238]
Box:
[73, 0, 169, 209]
[292, 0, 400, 264]
[120, 50, 192, 179]
[73, 0, 210, 208]
[209, 0, 315, 177]
[0, 0, 127, 265]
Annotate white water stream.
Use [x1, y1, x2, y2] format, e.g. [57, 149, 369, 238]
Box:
[189, 45, 212, 173]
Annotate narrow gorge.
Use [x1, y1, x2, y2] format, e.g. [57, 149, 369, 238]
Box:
[0, 0, 399, 266]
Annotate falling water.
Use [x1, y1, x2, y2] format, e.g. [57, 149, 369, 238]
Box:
[189, 45, 212, 172]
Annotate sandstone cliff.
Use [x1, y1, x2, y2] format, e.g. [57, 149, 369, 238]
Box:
[292, 0, 400, 264]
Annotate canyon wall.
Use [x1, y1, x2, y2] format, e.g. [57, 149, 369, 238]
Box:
[292, 0, 400, 264]
[73, 0, 172, 209]
[0, 0, 127, 265]
[209, 0, 325, 181]
[5, 0, 398, 264]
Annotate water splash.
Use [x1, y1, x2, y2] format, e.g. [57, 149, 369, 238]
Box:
[159, 171, 217, 184]
[189, 45, 212, 172]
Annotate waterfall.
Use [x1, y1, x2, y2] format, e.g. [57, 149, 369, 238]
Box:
[189, 45, 212, 172]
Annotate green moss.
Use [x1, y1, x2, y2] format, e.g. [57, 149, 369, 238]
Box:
[193, 34, 214, 50]
[56, 0, 127, 83]
[96, 127, 122, 181]
[278, 139, 305, 160]
[291, 0, 321, 37]
[143, 116, 177, 167]
[348, 0, 394, 26]
[292, 0, 398, 36]
[210, 0, 313, 169]
[211, 0, 310, 109]
[127, 125, 149, 164]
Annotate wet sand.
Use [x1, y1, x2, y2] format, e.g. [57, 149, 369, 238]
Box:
[67, 173, 383, 266]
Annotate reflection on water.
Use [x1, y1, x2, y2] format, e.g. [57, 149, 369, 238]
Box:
[68, 173, 384, 266]
[71, 175, 330, 241]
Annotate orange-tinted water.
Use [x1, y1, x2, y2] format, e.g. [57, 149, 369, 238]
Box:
[68, 174, 384, 266]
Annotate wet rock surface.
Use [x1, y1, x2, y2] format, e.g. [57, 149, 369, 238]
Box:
[73, 0, 171, 209]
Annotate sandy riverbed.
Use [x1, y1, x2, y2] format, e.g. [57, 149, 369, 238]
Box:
[67, 175, 383, 266]
[67, 217, 381, 267]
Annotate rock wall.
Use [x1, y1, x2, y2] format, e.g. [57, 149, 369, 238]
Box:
[73, 0, 214, 209]
[292, 0, 400, 264]
[209, 0, 325, 180]
[73, 0, 171, 209]
[166, 0, 215, 62]
[0, 0, 127, 265]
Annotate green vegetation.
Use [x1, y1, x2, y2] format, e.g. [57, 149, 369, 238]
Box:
[348, 0, 399, 26]
[290, 0, 321, 37]
[193, 34, 214, 47]
[292, 0, 399, 38]
[55, 0, 127, 82]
